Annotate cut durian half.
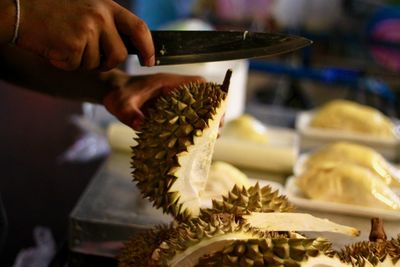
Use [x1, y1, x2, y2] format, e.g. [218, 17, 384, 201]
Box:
[132, 70, 231, 220]
[119, 211, 359, 267]
[118, 185, 360, 267]
[337, 218, 400, 267]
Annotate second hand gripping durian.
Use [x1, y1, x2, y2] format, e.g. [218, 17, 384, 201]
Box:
[122, 70, 367, 267]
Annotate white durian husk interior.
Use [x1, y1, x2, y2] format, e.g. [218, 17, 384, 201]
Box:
[169, 100, 227, 216]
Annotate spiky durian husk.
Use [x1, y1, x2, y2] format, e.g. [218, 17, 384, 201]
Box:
[141, 214, 290, 266]
[200, 183, 295, 220]
[195, 237, 336, 267]
[337, 235, 400, 266]
[131, 79, 228, 220]
[117, 184, 296, 267]
[117, 225, 177, 267]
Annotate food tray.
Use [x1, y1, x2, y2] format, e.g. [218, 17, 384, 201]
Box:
[295, 111, 400, 161]
[285, 176, 400, 220]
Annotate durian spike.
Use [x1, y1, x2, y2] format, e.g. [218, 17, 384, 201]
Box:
[221, 69, 232, 93]
[369, 217, 387, 242]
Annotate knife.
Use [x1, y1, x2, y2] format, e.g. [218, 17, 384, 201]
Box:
[124, 30, 312, 66]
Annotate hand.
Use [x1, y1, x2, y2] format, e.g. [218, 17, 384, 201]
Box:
[102, 71, 205, 130]
[17, 0, 154, 71]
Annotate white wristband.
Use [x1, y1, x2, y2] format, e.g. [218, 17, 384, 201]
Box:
[10, 0, 20, 46]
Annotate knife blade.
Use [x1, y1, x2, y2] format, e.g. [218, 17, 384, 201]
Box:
[124, 30, 312, 66]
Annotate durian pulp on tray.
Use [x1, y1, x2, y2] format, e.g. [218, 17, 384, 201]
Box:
[212, 114, 298, 173]
[293, 142, 400, 211]
[309, 99, 397, 139]
[115, 70, 377, 267]
[296, 99, 400, 161]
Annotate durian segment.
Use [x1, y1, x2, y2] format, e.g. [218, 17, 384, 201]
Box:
[118, 183, 361, 267]
[195, 238, 345, 267]
[221, 114, 268, 144]
[132, 73, 229, 220]
[296, 162, 400, 210]
[200, 161, 251, 200]
[242, 212, 360, 236]
[122, 213, 292, 267]
[303, 142, 400, 188]
[309, 99, 396, 139]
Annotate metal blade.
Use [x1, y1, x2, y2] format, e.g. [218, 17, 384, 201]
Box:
[125, 31, 312, 66]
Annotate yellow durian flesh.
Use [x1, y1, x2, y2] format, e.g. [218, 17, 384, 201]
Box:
[310, 99, 396, 139]
[200, 161, 250, 200]
[304, 142, 400, 187]
[220, 114, 268, 144]
[296, 162, 400, 210]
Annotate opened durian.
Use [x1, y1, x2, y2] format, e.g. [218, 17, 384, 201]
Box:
[123, 71, 361, 267]
[296, 162, 400, 210]
[195, 218, 400, 267]
[303, 142, 400, 188]
[337, 218, 400, 266]
[132, 70, 231, 220]
[309, 99, 396, 139]
[118, 184, 359, 267]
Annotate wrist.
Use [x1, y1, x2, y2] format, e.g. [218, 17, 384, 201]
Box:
[0, 0, 18, 44]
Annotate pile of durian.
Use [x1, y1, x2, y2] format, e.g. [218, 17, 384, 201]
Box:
[295, 142, 400, 211]
[309, 99, 397, 139]
[118, 70, 400, 267]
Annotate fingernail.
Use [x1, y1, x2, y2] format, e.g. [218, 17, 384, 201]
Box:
[145, 55, 155, 67]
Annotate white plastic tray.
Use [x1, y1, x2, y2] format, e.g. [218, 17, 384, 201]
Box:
[285, 176, 400, 220]
[295, 111, 400, 161]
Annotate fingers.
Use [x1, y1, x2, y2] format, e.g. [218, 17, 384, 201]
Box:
[114, 7, 155, 66]
[81, 34, 101, 71]
[47, 46, 84, 71]
[103, 73, 207, 130]
[103, 89, 145, 130]
[99, 28, 128, 71]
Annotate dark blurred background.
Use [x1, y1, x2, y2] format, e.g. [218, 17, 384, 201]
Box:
[1, 0, 400, 266]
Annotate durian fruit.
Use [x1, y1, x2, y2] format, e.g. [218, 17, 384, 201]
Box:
[195, 218, 400, 267]
[337, 218, 400, 266]
[309, 99, 396, 139]
[296, 162, 400, 210]
[132, 70, 231, 220]
[118, 184, 360, 267]
[122, 71, 361, 267]
[200, 161, 251, 200]
[303, 142, 400, 188]
[220, 114, 268, 144]
[195, 237, 344, 267]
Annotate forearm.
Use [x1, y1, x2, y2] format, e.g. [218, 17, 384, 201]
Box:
[0, 0, 17, 44]
[0, 45, 117, 103]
